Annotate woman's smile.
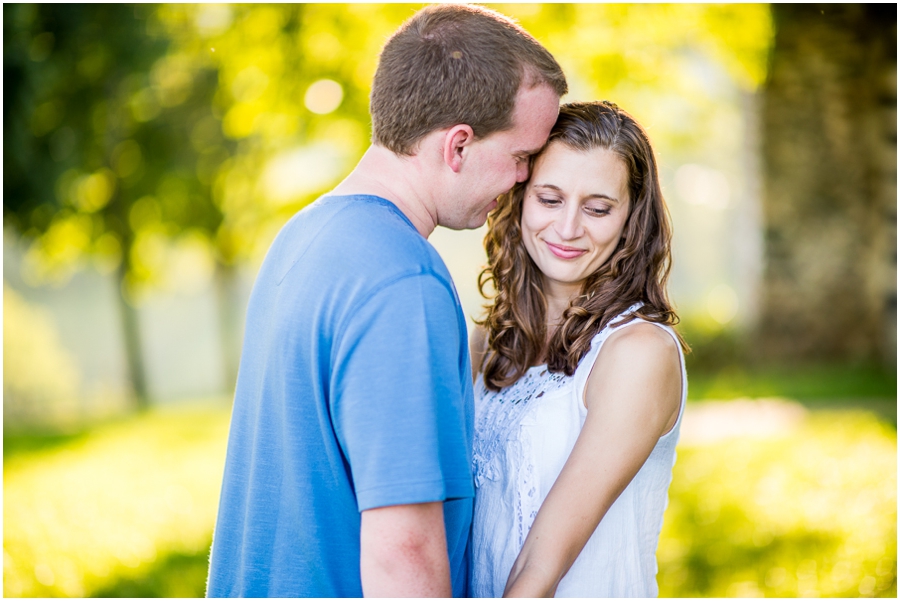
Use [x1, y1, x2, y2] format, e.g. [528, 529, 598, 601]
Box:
[543, 240, 587, 259]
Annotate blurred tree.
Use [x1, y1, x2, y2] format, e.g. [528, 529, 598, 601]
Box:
[5, 3, 775, 407]
[758, 4, 897, 366]
[4, 5, 231, 407]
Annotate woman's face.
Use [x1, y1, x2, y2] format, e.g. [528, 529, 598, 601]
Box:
[520, 142, 631, 298]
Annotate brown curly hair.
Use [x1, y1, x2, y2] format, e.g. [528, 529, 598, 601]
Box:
[477, 101, 687, 392]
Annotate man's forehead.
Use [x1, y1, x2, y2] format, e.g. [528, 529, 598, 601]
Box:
[508, 85, 560, 150]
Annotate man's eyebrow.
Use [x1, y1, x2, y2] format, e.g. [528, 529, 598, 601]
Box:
[532, 183, 622, 204]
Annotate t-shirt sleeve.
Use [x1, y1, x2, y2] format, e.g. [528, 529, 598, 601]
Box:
[330, 272, 473, 512]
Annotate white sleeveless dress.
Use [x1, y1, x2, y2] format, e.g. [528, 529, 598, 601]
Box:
[470, 305, 687, 598]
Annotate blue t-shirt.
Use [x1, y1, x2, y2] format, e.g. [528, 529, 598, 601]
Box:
[206, 195, 475, 597]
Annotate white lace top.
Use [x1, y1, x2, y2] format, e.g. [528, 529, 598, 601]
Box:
[471, 306, 687, 598]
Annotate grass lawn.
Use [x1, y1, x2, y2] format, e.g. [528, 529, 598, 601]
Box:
[688, 363, 897, 425]
[688, 362, 896, 401]
[4, 404, 230, 597]
[3, 364, 896, 597]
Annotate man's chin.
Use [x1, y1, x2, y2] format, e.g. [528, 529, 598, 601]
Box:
[469, 208, 494, 230]
[444, 217, 487, 231]
[440, 201, 497, 231]
[471, 199, 499, 228]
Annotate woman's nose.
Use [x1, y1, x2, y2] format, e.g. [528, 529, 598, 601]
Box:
[554, 208, 582, 240]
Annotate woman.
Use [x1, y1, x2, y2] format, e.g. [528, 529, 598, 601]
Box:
[470, 101, 688, 597]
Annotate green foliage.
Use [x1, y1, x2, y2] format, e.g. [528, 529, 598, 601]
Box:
[3, 3, 777, 402]
[4, 4, 227, 294]
[4, 3, 775, 286]
[505, 3, 773, 91]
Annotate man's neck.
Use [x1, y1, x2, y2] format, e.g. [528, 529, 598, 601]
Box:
[331, 145, 439, 238]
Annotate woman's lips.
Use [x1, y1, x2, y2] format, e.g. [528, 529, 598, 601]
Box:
[544, 240, 586, 259]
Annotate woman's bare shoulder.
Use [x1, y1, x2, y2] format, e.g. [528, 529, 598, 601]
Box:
[603, 320, 679, 360]
[584, 320, 682, 419]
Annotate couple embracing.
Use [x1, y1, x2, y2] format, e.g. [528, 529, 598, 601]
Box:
[206, 4, 687, 598]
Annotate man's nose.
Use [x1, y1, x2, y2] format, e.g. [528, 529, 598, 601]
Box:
[515, 160, 530, 183]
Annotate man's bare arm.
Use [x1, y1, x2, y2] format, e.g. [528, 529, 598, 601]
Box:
[360, 501, 451, 597]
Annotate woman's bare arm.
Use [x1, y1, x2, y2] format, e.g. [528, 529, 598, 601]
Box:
[503, 323, 682, 597]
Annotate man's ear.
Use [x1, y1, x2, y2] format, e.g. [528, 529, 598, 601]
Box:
[442, 124, 475, 173]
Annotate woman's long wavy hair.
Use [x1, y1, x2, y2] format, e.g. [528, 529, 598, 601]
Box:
[478, 100, 687, 392]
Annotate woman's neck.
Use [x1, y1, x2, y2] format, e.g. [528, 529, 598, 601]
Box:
[543, 280, 580, 332]
[537, 280, 582, 365]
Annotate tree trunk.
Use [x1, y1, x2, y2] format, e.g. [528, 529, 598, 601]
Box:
[115, 262, 150, 410]
[758, 4, 897, 366]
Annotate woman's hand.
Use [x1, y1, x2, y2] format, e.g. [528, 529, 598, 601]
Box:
[503, 322, 682, 597]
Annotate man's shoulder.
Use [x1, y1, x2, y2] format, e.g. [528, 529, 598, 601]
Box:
[269, 194, 452, 294]
[302, 195, 444, 269]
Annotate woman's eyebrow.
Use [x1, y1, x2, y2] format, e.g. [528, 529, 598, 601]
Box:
[532, 183, 621, 204]
[585, 193, 621, 204]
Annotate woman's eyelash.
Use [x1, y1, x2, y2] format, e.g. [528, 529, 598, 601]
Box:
[537, 196, 610, 216]
[587, 207, 611, 216]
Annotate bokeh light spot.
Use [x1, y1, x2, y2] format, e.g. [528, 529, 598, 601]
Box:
[707, 283, 739, 324]
[195, 4, 233, 37]
[34, 563, 55, 587]
[130, 88, 161, 123]
[675, 163, 731, 210]
[304, 79, 343, 115]
[73, 170, 116, 213]
[129, 196, 162, 231]
[263, 143, 345, 203]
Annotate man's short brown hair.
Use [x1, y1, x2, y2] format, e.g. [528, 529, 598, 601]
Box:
[370, 4, 568, 156]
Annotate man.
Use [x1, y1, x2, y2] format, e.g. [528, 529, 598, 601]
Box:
[206, 4, 566, 597]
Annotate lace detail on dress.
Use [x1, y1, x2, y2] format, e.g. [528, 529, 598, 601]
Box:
[473, 366, 570, 487]
[515, 433, 541, 547]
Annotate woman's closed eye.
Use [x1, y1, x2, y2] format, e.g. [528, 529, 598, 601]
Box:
[537, 195, 562, 207]
[585, 205, 611, 216]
